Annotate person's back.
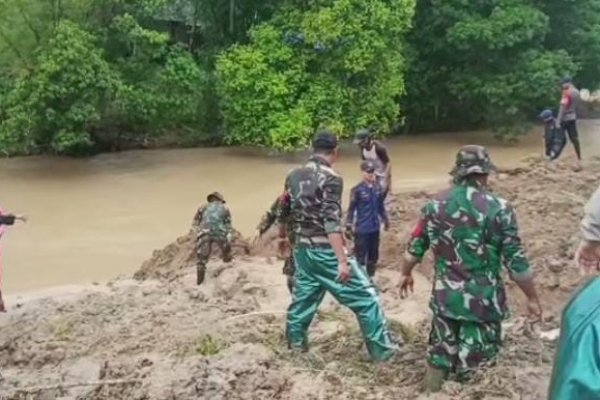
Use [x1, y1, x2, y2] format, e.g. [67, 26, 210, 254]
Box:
[285, 157, 342, 247]
[198, 201, 231, 238]
[416, 180, 526, 321]
[280, 130, 396, 362]
[402, 145, 539, 391]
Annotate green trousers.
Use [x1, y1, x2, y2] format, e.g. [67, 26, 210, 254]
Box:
[428, 313, 501, 377]
[286, 247, 397, 361]
[549, 276, 600, 400]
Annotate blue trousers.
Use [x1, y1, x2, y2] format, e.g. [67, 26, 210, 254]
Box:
[354, 231, 380, 276]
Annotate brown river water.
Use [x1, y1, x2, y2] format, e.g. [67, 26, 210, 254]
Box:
[1, 120, 599, 292]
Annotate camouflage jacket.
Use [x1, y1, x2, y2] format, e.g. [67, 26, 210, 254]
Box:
[257, 195, 294, 241]
[278, 155, 343, 247]
[193, 201, 232, 239]
[407, 180, 532, 322]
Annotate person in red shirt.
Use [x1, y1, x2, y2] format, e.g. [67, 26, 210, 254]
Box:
[556, 76, 581, 161]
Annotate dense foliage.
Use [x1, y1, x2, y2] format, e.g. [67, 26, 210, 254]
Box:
[0, 0, 598, 155]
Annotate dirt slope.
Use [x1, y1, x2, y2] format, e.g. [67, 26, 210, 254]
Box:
[1, 156, 598, 400]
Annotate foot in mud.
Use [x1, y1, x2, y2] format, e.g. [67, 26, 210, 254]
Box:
[196, 266, 206, 285]
[0, 291, 6, 313]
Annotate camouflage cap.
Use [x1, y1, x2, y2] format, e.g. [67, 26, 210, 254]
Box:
[450, 145, 497, 179]
[207, 191, 225, 203]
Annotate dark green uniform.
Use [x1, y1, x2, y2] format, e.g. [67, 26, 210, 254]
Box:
[193, 194, 233, 285]
[257, 195, 295, 293]
[407, 145, 532, 377]
[280, 151, 396, 361]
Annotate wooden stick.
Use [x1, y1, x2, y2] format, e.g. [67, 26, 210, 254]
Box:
[11, 379, 142, 393]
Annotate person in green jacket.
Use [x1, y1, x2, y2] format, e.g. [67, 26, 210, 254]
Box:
[278, 129, 397, 361]
[548, 185, 600, 400]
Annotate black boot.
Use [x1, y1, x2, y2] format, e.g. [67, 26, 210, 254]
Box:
[286, 275, 294, 294]
[367, 263, 376, 277]
[196, 265, 206, 285]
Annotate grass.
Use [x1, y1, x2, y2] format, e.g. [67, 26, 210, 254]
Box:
[50, 317, 75, 341]
[195, 334, 224, 356]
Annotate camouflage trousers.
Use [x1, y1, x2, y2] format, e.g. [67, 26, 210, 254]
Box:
[428, 313, 502, 378]
[196, 233, 232, 284]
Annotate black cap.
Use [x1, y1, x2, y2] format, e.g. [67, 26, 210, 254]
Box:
[353, 129, 371, 144]
[312, 130, 338, 150]
[559, 76, 572, 85]
[360, 160, 376, 173]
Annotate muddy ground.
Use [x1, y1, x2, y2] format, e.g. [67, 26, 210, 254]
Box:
[0, 156, 598, 399]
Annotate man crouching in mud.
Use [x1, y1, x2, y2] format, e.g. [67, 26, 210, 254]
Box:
[0, 211, 27, 313]
[256, 193, 296, 294]
[192, 192, 233, 285]
[278, 129, 397, 361]
[399, 145, 542, 391]
[549, 183, 600, 399]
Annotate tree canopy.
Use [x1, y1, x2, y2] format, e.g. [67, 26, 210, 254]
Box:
[0, 0, 597, 155]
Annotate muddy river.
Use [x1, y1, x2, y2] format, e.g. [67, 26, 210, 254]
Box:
[1, 121, 598, 291]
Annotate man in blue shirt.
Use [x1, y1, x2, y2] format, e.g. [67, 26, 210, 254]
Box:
[346, 161, 389, 277]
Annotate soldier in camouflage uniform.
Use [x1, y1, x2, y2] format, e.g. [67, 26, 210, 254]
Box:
[399, 145, 542, 391]
[278, 130, 397, 361]
[192, 192, 233, 285]
[257, 194, 296, 294]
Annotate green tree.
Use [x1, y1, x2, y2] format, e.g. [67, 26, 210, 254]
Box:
[216, 0, 415, 150]
[405, 0, 576, 136]
[0, 21, 118, 155]
[541, 0, 600, 90]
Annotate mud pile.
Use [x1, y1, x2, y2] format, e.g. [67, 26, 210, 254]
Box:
[0, 156, 597, 399]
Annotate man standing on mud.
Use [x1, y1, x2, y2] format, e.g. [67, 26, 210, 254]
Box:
[256, 194, 296, 294]
[346, 160, 389, 277]
[354, 129, 392, 199]
[556, 76, 582, 162]
[192, 192, 233, 285]
[549, 184, 600, 399]
[399, 145, 542, 392]
[278, 130, 397, 361]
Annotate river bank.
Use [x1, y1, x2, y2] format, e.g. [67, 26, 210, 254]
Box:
[0, 155, 596, 399]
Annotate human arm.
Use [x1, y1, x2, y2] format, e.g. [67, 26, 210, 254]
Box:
[0, 213, 26, 225]
[497, 204, 541, 317]
[345, 187, 358, 234]
[375, 143, 392, 192]
[576, 185, 600, 274]
[322, 173, 350, 283]
[192, 205, 206, 228]
[257, 198, 279, 236]
[556, 91, 571, 125]
[400, 206, 431, 296]
[378, 191, 389, 230]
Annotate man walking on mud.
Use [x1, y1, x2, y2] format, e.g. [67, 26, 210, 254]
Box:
[354, 129, 392, 199]
[278, 130, 397, 361]
[256, 193, 295, 293]
[192, 192, 233, 285]
[399, 145, 542, 391]
[346, 160, 389, 277]
[556, 76, 582, 163]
